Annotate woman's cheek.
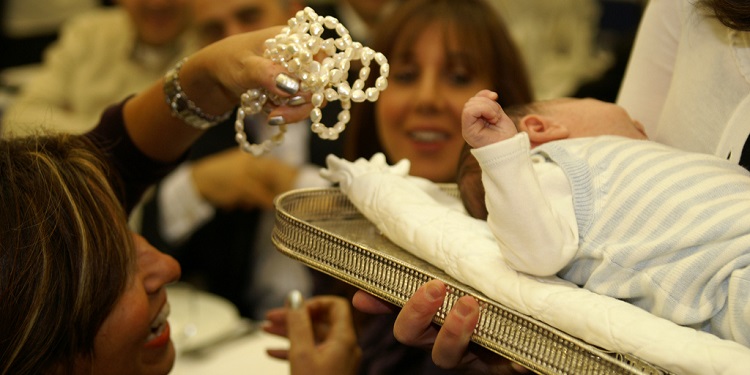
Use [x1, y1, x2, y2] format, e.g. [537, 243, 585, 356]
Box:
[377, 88, 407, 122]
[375, 92, 406, 145]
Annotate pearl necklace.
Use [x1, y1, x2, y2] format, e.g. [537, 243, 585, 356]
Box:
[235, 7, 389, 156]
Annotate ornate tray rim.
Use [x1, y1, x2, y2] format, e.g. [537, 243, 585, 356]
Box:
[272, 186, 672, 375]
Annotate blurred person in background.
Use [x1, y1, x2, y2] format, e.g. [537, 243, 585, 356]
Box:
[490, 0, 615, 101]
[1, 0, 195, 136]
[309, 0, 396, 44]
[0, 0, 107, 70]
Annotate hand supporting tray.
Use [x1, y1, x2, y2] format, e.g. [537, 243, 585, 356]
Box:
[272, 186, 672, 375]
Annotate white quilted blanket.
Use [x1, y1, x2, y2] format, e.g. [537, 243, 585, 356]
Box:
[320, 153, 750, 375]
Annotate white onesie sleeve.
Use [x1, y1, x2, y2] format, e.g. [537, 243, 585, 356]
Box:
[471, 133, 578, 276]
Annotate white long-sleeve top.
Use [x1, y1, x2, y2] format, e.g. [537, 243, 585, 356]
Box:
[616, 0, 750, 163]
[471, 132, 578, 276]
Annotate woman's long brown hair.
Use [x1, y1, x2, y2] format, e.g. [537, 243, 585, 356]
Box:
[0, 134, 134, 374]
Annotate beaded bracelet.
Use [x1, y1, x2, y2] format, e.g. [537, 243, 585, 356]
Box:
[164, 57, 233, 130]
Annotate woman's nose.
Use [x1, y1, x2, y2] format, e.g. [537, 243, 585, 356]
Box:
[413, 72, 440, 111]
[146, 251, 182, 293]
[224, 20, 246, 38]
[135, 235, 182, 293]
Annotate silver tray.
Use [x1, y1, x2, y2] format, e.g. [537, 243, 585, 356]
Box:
[272, 186, 673, 375]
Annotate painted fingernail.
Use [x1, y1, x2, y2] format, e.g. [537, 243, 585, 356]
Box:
[288, 95, 306, 106]
[275, 73, 299, 94]
[268, 116, 286, 126]
[286, 290, 303, 310]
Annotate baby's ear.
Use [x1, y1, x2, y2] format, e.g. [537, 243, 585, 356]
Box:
[519, 114, 570, 145]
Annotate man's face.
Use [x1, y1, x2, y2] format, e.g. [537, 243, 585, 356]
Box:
[119, 0, 192, 46]
[192, 0, 299, 46]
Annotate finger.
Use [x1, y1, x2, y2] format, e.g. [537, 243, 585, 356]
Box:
[225, 54, 286, 98]
[267, 103, 315, 126]
[306, 296, 356, 341]
[262, 325, 289, 338]
[246, 26, 286, 54]
[240, 183, 276, 210]
[263, 305, 293, 337]
[263, 101, 279, 116]
[352, 290, 397, 314]
[432, 295, 480, 368]
[393, 279, 447, 346]
[266, 348, 291, 360]
[476, 89, 498, 100]
[285, 291, 315, 355]
[512, 363, 530, 373]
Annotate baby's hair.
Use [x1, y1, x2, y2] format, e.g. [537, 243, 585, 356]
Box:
[503, 101, 546, 129]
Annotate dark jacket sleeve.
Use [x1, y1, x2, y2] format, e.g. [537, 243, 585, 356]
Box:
[84, 99, 186, 214]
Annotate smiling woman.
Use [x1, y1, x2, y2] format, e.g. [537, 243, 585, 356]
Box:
[0, 135, 142, 374]
[0, 27, 360, 375]
[344, 0, 533, 183]
[327, 0, 533, 373]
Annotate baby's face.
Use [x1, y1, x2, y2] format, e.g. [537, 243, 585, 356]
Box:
[544, 98, 648, 140]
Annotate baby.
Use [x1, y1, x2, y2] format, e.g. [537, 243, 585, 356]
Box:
[460, 90, 750, 346]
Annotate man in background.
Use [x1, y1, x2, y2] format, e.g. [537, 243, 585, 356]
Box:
[140, 0, 346, 319]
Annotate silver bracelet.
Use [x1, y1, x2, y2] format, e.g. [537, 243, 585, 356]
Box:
[163, 57, 233, 130]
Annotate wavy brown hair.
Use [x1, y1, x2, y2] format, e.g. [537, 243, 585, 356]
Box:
[697, 0, 750, 31]
[0, 134, 134, 374]
[343, 0, 533, 164]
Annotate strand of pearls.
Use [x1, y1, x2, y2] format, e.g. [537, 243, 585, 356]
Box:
[235, 7, 389, 156]
[235, 89, 288, 155]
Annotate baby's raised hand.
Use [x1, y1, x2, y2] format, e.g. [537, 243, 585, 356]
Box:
[461, 90, 518, 148]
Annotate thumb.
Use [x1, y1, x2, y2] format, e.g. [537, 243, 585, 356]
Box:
[285, 291, 314, 357]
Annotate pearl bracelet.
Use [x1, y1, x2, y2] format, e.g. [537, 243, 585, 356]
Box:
[236, 7, 389, 156]
[164, 57, 233, 130]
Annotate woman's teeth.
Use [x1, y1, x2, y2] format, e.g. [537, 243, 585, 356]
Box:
[146, 302, 170, 342]
[410, 130, 447, 142]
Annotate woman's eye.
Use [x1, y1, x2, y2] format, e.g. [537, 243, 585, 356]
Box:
[394, 72, 416, 83]
[199, 23, 224, 44]
[447, 69, 473, 86]
[237, 8, 263, 26]
[390, 65, 417, 83]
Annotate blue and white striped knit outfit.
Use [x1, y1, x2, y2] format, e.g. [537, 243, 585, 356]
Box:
[476, 134, 750, 346]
